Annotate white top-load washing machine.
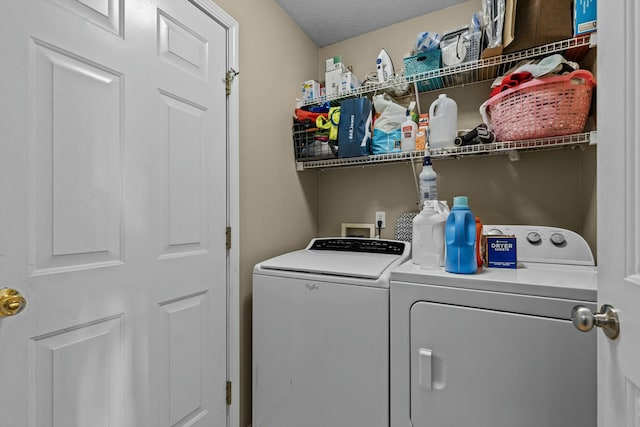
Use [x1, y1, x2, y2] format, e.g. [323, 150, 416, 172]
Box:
[390, 225, 597, 427]
[253, 238, 410, 427]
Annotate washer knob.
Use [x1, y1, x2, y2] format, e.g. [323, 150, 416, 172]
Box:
[550, 233, 566, 246]
[526, 232, 542, 244]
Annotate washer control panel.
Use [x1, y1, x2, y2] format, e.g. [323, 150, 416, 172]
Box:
[308, 238, 407, 255]
[483, 225, 594, 266]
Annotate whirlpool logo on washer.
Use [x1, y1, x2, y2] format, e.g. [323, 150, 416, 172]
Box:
[305, 283, 319, 291]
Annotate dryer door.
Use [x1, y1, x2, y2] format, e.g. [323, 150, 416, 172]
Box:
[410, 301, 595, 427]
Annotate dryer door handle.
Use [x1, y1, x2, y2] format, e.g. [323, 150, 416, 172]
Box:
[418, 348, 433, 390]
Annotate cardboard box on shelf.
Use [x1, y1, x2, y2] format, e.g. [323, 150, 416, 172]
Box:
[415, 128, 427, 151]
[574, 0, 597, 36]
[502, 0, 573, 54]
[416, 113, 429, 151]
[325, 56, 343, 71]
[480, 0, 515, 59]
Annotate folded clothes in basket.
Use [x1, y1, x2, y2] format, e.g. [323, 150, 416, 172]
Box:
[510, 54, 579, 78]
[489, 72, 533, 97]
[490, 54, 579, 90]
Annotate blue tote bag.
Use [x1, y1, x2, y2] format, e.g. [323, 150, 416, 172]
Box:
[337, 97, 372, 158]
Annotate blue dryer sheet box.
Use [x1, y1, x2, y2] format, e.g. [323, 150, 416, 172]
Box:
[485, 236, 517, 269]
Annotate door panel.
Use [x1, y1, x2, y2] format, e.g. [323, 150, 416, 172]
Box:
[31, 39, 124, 273]
[50, 0, 122, 35]
[159, 292, 209, 426]
[32, 315, 125, 427]
[157, 10, 209, 79]
[158, 90, 208, 258]
[0, 1, 229, 426]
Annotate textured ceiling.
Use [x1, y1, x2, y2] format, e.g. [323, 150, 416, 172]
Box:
[276, 0, 466, 47]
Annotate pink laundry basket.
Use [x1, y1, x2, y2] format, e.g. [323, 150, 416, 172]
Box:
[484, 70, 596, 141]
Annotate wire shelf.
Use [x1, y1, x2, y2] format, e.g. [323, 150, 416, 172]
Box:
[429, 132, 593, 159]
[296, 150, 426, 171]
[299, 34, 594, 107]
[295, 132, 594, 170]
[406, 35, 593, 92]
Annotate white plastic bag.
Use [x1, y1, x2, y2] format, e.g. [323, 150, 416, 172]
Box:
[372, 95, 415, 154]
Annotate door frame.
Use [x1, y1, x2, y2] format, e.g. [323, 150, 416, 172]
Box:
[189, 1, 239, 426]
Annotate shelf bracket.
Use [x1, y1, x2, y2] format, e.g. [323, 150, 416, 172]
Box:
[507, 150, 520, 162]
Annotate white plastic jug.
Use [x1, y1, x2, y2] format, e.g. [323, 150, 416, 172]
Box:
[428, 93, 458, 149]
[412, 200, 448, 269]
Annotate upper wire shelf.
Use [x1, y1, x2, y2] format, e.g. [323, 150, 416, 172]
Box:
[300, 34, 594, 107]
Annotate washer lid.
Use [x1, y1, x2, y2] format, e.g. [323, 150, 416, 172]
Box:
[260, 249, 404, 280]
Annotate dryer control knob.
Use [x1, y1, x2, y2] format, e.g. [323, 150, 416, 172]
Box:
[486, 228, 503, 235]
[550, 233, 566, 247]
[526, 232, 542, 244]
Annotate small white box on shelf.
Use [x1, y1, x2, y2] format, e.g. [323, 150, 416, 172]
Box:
[339, 71, 361, 93]
[301, 80, 320, 101]
[325, 56, 343, 71]
[325, 65, 346, 96]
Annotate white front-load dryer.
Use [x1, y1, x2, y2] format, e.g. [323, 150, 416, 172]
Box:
[390, 225, 597, 427]
[253, 238, 410, 427]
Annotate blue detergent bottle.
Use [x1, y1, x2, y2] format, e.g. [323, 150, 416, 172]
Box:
[445, 196, 478, 274]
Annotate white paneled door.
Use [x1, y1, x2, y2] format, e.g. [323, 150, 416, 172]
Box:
[0, 1, 233, 426]
[597, 0, 640, 425]
[597, 0, 640, 427]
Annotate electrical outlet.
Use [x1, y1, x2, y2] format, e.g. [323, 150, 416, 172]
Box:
[375, 211, 386, 229]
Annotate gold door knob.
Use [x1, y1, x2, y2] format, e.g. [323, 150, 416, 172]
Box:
[0, 288, 26, 317]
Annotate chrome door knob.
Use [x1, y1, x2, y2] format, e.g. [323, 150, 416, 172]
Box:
[571, 304, 620, 340]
